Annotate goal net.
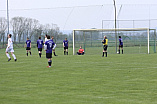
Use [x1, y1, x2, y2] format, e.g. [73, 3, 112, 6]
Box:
[72, 28, 156, 55]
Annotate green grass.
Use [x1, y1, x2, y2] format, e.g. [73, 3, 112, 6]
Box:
[0, 48, 157, 104]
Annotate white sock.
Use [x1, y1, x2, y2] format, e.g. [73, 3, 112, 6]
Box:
[12, 54, 16, 59]
[6, 53, 10, 59]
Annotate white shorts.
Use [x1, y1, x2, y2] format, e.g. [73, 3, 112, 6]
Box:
[6, 47, 14, 53]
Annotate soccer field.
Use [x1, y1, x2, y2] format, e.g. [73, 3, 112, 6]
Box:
[0, 48, 157, 104]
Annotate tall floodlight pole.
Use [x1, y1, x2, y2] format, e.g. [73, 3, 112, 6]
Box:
[113, 0, 117, 53]
[7, 0, 9, 34]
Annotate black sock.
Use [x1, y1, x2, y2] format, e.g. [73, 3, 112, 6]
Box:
[105, 52, 107, 57]
[119, 49, 120, 54]
[122, 50, 123, 54]
[39, 53, 41, 57]
[103, 52, 104, 56]
[64, 51, 66, 55]
[30, 52, 31, 55]
[27, 53, 28, 56]
[53, 52, 56, 56]
[67, 52, 68, 55]
[48, 60, 52, 66]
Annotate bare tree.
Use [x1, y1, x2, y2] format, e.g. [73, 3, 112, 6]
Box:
[0, 17, 7, 47]
[10, 17, 25, 42]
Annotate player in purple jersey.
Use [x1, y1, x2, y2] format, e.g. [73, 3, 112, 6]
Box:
[25, 37, 32, 56]
[51, 36, 58, 56]
[44, 35, 56, 68]
[63, 38, 69, 55]
[118, 36, 123, 54]
[37, 36, 43, 58]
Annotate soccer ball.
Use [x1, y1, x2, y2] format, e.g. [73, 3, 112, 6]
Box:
[117, 51, 119, 54]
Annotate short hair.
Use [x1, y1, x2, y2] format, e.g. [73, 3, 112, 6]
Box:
[119, 36, 121, 38]
[47, 35, 50, 39]
[9, 34, 12, 37]
[45, 34, 47, 37]
[27, 37, 29, 39]
[39, 36, 41, 39]
[65, 38, 67, 39]
[105, 36, 107, 39]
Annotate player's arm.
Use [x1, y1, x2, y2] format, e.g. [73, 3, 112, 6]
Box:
[24, 43, 26, 48]
[63, 42, 64, 47]
[37, 42, 38, 48]
[53, 44, 56, 50]
[102, 39, 106, 44]
[30, 42, 31, 48]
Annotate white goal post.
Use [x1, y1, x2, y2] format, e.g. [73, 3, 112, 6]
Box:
[73, 28, 156, 55]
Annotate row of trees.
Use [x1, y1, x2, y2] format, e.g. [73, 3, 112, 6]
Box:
[0, 17, 72, 45]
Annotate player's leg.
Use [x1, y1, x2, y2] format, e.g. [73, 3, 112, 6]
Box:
[11, 52, 17, 61]
[26, 47, 28, 56]
[46, 53, 52, 67]
[121, 46, 123, 54]
[102, 46, 105, 57]
[64, 47, 66, 55]
[38, 48, 42, 58]
[47, 58, 52, 67]
[53, 49, 57, 56]
[66, 49, 68, 55]
[6, 48, 11, 61]
[29, 48, 32, 55]
[118, 45, 120, 54]
[104, 45, 107, 57]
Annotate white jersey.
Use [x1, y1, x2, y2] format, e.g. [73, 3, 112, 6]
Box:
[7, 38, 13, 48]
[45, 38, 48, 42]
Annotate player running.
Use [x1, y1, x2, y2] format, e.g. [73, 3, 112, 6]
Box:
[102, 36, 108, 57]
[118, 36, 123, 54]
[44, 35, 56, 68]
[37, 36, 43, 58]
[63, 38, 69, 55]
[6, 34, 17, 62]
[25, 37, 32, 56]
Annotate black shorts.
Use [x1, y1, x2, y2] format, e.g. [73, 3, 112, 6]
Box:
[26, 47, 31, 50]
[64, 46, 68, 50]
[46, 53, 52, 59]
[103, 45, 108, 51]
[38, 48, 42, 51]
[119, 45, 123, 48]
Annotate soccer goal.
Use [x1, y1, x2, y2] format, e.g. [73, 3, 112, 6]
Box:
[72, 28, 156, 55]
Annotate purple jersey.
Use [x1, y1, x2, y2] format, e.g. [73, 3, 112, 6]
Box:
[45, 39, 55, 53]
[26, 40, 31, 47]
[37, 39, 43, 48]
[119, 38, 123, 45]
[63, 40, 68, 47]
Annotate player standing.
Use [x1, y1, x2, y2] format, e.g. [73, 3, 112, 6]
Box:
[102, 36, 108, 57]
[63, 38, 69, 55]
[25, 37, 31, 56]
[44, 35, 56, 68]
[37, 36, 43, 58]
[6, 34, 17, 61]
[118, 36, 123, 54]
[51, 36, 58, 56]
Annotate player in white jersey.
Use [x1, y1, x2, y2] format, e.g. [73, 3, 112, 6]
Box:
[6, 34, 17, 61]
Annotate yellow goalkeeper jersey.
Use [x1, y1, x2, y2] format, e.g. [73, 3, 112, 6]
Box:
[103, 39, 108, 45]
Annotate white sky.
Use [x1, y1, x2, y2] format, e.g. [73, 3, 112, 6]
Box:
[1, 0, 157, 33]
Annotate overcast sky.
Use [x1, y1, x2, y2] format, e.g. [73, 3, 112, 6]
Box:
[1, 0, 157, 33]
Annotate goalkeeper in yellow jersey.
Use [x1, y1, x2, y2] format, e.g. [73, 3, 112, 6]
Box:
[102, 36, 108, 57]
